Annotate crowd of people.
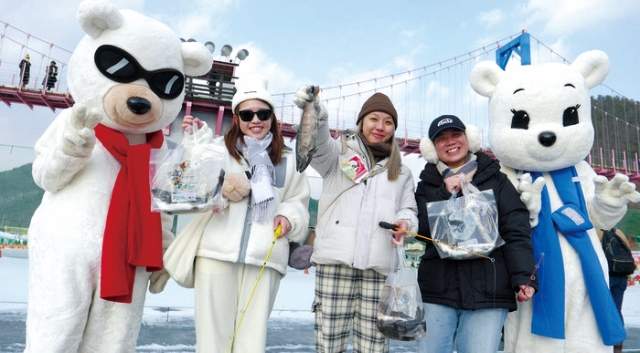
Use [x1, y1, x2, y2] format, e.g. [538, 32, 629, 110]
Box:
[15, 56, 630, 350]
[10, 56, 631, 350]
[160, 73, 634, 353]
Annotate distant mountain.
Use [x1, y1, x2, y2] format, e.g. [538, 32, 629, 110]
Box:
[0, 164, 43, 229]
[0, 163, 320, 232]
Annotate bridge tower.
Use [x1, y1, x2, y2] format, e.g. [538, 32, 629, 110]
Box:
[495, 32, 531, 69]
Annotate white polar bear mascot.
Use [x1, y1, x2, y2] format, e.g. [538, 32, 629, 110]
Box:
[470, 50, 640, 352]
[25, 1, 212, 352]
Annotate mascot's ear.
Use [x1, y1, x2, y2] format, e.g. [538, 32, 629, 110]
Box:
[571, 50, 610, 89]
[420, 124, 480, 164]
[182, 42, 214, 77]
[469, 61, 503, 98]
[76, 0, 124, 39]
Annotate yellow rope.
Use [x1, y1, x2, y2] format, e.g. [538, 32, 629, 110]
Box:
[225, 225, 281, 353]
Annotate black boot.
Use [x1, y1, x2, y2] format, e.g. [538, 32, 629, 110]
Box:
[614, 342, 623, 353]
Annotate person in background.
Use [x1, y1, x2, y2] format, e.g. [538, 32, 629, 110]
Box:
[598, 227, 635, 353]
[19, 53, 31, 87]
[293, 87, 418, 352]
[415, 115, 537, 353]
[171, 73, 310, 353]
[43, 61, 58, 91]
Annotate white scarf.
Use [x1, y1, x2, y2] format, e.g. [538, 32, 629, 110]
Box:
[237, 133, 276, 223]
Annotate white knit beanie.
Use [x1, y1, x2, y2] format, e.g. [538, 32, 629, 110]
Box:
[231, 73, 275, 113]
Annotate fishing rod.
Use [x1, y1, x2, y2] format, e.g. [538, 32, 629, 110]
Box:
[226, 225, 282, 353]
[378, 221, 494, 261]
[379, 222, 541, 300]
[517, 252, 544, 302]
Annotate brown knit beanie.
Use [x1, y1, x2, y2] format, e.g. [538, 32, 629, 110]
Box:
[356, 92, 398, 130]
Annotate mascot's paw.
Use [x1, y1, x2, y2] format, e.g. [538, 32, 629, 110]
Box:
[518, 173, 545, 227]
[222, 173, 251, 202]
[594, 174, 640, 209]
[149, 269, 171, 294]
[61, 104, 102, 158]
[288, 242, 313, 270]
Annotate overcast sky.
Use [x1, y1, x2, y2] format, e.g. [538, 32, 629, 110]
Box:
[1, 0, 639, 172]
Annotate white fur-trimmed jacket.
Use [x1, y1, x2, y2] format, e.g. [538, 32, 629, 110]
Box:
[309, 121, 418, 276]
[181, 124, 310, 275]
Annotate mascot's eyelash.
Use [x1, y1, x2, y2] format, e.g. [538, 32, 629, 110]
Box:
[510, 108, 530, 129]
[563, 104, 581, 126]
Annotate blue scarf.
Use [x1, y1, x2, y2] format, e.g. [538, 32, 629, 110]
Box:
[529, 167, 625, 345]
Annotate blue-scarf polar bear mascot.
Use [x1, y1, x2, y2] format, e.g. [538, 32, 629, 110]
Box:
[470, 50, 640, 352]
[25, 1, 212, 352]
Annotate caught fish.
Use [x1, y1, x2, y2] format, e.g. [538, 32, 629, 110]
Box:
[295, 86, 320, 173]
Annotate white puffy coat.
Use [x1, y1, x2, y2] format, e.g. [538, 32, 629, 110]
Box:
[184, 124, 310, 275]
[310, 121, 418, 276]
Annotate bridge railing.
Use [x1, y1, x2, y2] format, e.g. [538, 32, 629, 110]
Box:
[588, 148, 640, 183]
[590, 148, 639, 172]
[185, 76, 236, 104]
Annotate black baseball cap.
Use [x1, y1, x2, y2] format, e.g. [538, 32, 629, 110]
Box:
[428, 115, 466, 141]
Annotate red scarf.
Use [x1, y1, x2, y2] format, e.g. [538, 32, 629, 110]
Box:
[95, 124, 164, 303]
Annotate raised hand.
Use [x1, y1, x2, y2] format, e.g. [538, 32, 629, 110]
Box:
[594, 173, 640, 209]
[518, 173, 546, 227]
[293, 85, 318, 109]
[182, 115, 203, 134]
[62, 104, 102, 157]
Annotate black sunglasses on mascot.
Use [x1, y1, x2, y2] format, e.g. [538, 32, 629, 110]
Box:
[238, 109, 273, 122]
[94, 45, 185, 100]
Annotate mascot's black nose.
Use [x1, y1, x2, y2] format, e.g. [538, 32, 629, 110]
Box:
[127, 97, 152, 114]
[538, 132, 556, 147]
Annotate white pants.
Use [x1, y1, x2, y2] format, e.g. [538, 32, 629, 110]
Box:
[194, 257, 281, 353]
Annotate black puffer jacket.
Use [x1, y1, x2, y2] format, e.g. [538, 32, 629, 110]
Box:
[415, 152, 537, 311]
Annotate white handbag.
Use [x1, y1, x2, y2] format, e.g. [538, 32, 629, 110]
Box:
[163, 211, 214, 288]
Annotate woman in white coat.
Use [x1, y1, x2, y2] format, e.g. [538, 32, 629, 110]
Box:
[293, 87, 418, 352]
[172, 74, 310, 353]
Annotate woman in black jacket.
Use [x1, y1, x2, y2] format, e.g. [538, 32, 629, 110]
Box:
[415, 115, 537, 353]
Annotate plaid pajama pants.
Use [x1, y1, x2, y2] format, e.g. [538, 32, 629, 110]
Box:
[312, 264, 389, 353]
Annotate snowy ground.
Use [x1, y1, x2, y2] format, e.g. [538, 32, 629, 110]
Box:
[2, 255, 640, 352]
[0, 256, 418, 352]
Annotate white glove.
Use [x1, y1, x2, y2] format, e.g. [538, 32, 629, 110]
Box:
[293, 85, 327, 122]
[62, 104, 102, 158]
[149, 269, 171, 294]
[293, 85, 319, 108]
[518, 173, 545, 228]
[594, 173, 640, 209]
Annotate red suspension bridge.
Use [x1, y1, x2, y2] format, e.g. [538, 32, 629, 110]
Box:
[1, 21, 639, 183]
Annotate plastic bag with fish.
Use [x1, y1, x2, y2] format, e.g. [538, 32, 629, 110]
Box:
[376, 245, 426, 341]
[150, 125, 226, 214]
[426, 176, 503, 259]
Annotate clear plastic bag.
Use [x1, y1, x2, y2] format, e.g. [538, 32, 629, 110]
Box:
[376, 246, 427, 341]
[426, 176, 503, 259]
[150, 125, 226, 214]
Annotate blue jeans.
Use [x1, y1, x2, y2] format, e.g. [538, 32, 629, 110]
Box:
[416, 303, 508, 353]
[610, 274, 628, 324]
